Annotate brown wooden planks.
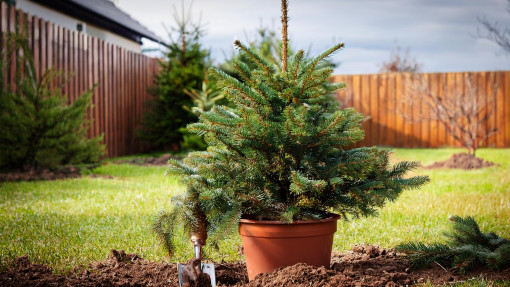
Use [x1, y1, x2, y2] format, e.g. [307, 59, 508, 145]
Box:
[378, 74, 388, 146]
[505, 72, 509, 147]
[360, 74, 371, 147]
[428, 73, 439, 147]
[420, 73, 429, 148]
[495, 71, 505, 147]
[386, 74, 396, 147]
[369, 74, 379, 146]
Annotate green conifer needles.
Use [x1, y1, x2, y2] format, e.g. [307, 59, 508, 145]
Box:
[396, 216, 510, 272]
[156, 38, 428, 255]
[0, 31, 104, 171]
[155, 2, 427, 257]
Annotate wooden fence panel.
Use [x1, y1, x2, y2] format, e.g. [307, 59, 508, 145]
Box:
[334, 71, 510, 148]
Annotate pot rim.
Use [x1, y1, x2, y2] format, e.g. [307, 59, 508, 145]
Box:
[239, 212, 341, 225]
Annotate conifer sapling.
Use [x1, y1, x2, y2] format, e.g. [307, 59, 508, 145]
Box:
[0, 28, 104, 172]
[154, 0, 429, 257]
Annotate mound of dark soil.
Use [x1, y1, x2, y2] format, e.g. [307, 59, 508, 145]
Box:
[0, 166, 82, 182]
[113, 153, 178, 166]
[2, 246, 509, 286]
[425, 153, 496, 170]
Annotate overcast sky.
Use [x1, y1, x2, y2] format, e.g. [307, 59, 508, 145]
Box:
[116, 0, 510, 74]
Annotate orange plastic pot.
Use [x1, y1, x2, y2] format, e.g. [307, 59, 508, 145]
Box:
[238, 213, 341, 281]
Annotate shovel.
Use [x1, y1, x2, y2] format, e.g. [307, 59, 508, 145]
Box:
[178, 232, 216, 287]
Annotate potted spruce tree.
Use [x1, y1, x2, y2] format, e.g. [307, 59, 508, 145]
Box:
[154, 0, 429, 280]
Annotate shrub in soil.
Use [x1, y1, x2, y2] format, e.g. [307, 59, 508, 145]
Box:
[0, 29, 104, 173]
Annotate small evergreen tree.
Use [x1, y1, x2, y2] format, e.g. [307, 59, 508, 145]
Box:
[396, 216, 510, 272]
[180, 75, 225, 151]
[0, 31, 104, 172]
[138, 2, 210, 150]
[154, 0, 428, 256]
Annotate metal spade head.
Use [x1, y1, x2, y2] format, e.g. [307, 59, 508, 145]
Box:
[178, 242, 216, 287]
[177, 262, 216, 287]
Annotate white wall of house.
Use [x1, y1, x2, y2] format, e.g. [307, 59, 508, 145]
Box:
[16, 0, 141, 52]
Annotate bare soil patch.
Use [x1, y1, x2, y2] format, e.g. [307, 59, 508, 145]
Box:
[2, 245, 509, 286]
[425, 153, 496, 170]
[112, 153, 179, 166]
[0, 166, 82, 182]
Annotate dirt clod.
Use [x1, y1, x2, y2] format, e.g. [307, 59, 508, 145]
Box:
[1, 246, 509, 286]
[425, 153, 496, 169]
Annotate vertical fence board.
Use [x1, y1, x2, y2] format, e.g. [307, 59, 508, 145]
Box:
[428, 73, 439, 147]
[505, 72, 510, 147]
[395, 74, 405, 147]
[420, 73, 429, 148]
[360, 75, 371, 147]
[370, 74, 379, 146]
[487, 71, 497, 148]
[386, 74, 396, 147]
[404, 74, 414, 147]
[378, 74, 388, 146]
[31, 16, 40, 80]
[476, 72, 487, 148]
[351, 75, 362, 147]
[8, 6, 16, 88]
[496, 71, 505, 147]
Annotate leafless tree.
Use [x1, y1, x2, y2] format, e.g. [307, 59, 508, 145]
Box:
[379, 45, 422, 73]
[400, 74, 498, 156]
[477, 0, 510, 55]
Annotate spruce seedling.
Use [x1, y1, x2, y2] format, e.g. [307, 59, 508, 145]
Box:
[154, 0, 428, 257]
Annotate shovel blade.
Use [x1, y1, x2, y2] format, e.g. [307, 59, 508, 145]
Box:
[201, 263, 216, 286]
[178, 262, 216, 287]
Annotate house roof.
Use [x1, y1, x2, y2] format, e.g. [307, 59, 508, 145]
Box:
[28, 0, 167, 45]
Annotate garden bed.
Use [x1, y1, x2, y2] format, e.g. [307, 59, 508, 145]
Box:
[2, 245, 509, 286]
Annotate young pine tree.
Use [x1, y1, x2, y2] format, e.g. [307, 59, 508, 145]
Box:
[154, 0, 428, 257]
[0, 31, 104, 172]
[138, 2, 210, 150]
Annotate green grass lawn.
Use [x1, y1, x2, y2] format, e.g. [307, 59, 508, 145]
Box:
[0, 148, 509, 274]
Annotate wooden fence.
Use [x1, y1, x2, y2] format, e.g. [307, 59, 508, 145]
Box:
[332, 71, 510, 149]
[1, 3, 159, 157]
[3, 4, 509, 158]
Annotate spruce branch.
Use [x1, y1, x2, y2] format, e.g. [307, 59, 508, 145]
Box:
[233, 40, 276, 79]
[396, 215, 510, 272]
[291, 50, 305, 80]
[299, 43, 344, 97]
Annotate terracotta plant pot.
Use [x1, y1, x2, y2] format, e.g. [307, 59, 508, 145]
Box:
[238, 213, 341, 281]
